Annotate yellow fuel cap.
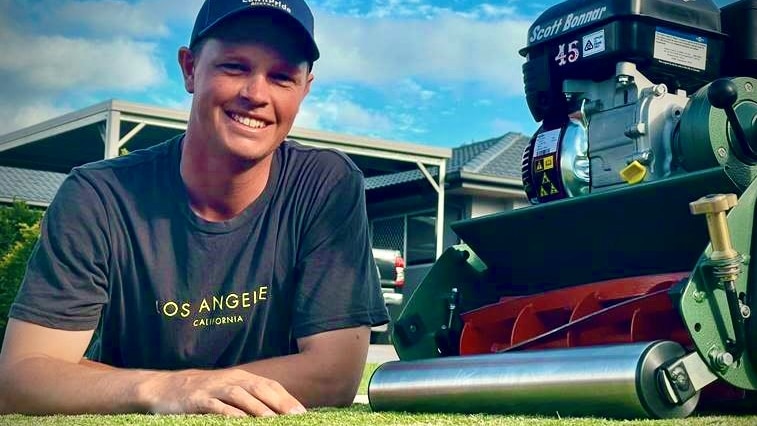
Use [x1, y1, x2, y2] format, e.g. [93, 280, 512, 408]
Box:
[619, 160, 647, 184]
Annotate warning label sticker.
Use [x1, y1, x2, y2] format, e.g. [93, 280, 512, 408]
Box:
[582, 29, 605, 57]
[543, 155, 554, 170]
[653, 27, 707, 71]
[534, 129, 560, 157]
[538, 173, 559, 197]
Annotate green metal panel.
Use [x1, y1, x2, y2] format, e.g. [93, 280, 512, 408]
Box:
[453, 168, 743, 294]
[392, 245, 487, 361]
[679, 77, 757, 189]
[678, 180, 757, 390]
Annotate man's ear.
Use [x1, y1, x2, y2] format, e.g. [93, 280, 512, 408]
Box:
[178, 47, 196, 94]
[303, 72, 314, 97]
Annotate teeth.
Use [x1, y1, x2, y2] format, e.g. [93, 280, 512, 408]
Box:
[230, 112, 265, 129]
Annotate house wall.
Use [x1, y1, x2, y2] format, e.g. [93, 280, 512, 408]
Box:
[469, 196, 513, 218]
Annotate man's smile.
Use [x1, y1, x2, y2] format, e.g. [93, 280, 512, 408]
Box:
[228, 111, 269, 129]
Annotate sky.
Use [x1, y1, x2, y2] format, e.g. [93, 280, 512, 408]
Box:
[0, 0, 740, 148]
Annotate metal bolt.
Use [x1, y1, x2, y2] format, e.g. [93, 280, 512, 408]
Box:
[653, 84, 668, 97]
[409, 324, 417, 333]
[746, 82, 754, 92]
[617, 75, 631, 86]
[625, 123, 647, 137]
[717, 147, 728, 158]
[711, 351, 734, 370]
[692, 290, 706, 303]
[741, 303, 751, 319]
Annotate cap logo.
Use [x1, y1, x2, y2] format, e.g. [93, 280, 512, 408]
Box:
[242, 0, 292, 14]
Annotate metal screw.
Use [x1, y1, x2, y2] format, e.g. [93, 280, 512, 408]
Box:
[409, 324, 417, 333]
[692, 290, 706, 303]
[617, 75, 631, 86]
[717, 147, 727, 158]
[746, 82, 754, 92]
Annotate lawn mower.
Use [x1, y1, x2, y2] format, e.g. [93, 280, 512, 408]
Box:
[368, 0, 757, 418]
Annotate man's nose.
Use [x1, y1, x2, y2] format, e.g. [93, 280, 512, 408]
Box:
[239, 74, 269, 104]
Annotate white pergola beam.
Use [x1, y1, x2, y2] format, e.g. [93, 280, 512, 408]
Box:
[435, 160, 446, 258]
[102, 110, 121, 159]
[119, 122, 146, 147]
[1, 99, 453, 259]
[0, 112, 108, 154]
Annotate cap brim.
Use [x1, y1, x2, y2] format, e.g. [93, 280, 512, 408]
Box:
[193, 5, 319, 62]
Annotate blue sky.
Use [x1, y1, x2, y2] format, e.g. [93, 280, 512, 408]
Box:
[0, 0, 739, 148]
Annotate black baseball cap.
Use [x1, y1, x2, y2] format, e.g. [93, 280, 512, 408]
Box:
[190, 0, 320, 62]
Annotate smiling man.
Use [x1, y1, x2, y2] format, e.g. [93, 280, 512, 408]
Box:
[0, 0, 388, 417]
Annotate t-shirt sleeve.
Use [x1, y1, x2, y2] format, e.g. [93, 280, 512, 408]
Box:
[292, 168, 389, 338]
[9, 170, 110, 331]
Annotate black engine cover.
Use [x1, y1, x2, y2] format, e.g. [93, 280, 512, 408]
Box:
[520, 0, 726, 122]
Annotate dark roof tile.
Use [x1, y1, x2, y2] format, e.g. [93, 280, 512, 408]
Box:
[366, 132, 529, 190]
[0, 166, 66, 205]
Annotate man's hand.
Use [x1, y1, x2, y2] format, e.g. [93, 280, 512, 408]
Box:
[0, 319, 308, 416]
[139, 368, 306, 417]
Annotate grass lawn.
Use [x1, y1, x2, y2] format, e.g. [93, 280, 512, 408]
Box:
[2, 363, 756, 425]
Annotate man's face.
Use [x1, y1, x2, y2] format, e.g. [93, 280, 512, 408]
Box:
[179, 15, 313, 162]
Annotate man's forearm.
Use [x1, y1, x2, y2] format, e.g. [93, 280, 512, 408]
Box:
[236, 327, 371, 408]
[0, 356, 156, 415]
[237, 352, 361, 408]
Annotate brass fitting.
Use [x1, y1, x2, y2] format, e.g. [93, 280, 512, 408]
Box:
[689, 194, 739, 262]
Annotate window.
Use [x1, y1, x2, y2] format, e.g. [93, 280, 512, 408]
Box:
[406, 213, 436, 264]
[371, 211, 437, 266]
[371, 217, 405, 252]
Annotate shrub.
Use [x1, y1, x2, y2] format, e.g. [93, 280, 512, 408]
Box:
[0, 202, 43, 345]
[0, 201, 42, 254]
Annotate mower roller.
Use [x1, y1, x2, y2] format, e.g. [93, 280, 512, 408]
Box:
[368, 0, 757, 419]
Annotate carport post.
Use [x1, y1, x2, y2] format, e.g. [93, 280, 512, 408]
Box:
[416, 160, 447, 259]
[103, 110, 121, 159]
[436, 160, 446, 259]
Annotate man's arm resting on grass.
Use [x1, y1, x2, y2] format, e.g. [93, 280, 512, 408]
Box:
[82, 325, 372, 408]
[0, 318, 305, 416]
[235, 325, 372, 408]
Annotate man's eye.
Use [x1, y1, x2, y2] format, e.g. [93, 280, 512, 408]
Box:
[219, 63, 245, 72]
[272, 73, 295, 83]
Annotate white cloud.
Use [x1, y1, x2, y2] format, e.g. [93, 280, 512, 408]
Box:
[312, 0, 521, 20]
[398, 79, 436, 102]
[0, 34, 165, 91]
[296, 89, 395, 137]
[0, 0, 169, 136]
[29, 0, 202, 39]
[0, 102, 71, 135]
[314, 11, 530, 94]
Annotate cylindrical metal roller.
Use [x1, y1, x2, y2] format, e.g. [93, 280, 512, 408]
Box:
[369, 341, 698, 419]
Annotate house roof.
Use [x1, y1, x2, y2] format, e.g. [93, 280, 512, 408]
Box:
[0, 132, 530, 203]
[0, 165, 67, 206]
[365, 132, 530, 190]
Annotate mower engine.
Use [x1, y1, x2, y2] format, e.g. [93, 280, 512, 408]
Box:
[520, 0, 754, 202]
[369, 0, 757, 419]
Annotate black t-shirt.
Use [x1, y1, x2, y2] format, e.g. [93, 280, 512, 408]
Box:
[10, 135, 388, 369]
